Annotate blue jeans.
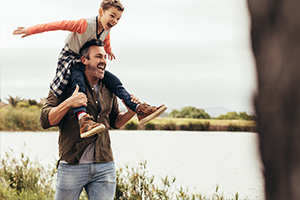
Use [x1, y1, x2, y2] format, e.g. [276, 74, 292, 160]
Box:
[70, 63, 138, 114]
[55, 162, 116, 200]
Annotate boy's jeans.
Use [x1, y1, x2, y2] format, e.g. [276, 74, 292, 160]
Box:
[70, 63, 138, 114]
[55, 162, 116, 200]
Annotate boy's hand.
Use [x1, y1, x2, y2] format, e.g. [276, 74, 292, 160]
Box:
[13, 27, 29, 38]
[107, 52, 116, 61]
[122, 94, 140, 114]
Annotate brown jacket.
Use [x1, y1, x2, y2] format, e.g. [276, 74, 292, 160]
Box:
[40, 79, 119, 165]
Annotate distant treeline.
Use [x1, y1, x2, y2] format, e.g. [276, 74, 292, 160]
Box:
[0, 96, 256, 132]
[169, 106, 256, 121]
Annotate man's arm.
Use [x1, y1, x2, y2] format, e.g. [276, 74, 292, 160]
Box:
[114, 96, 140, 128]
[40, 85, 87, 128]
[114, 110, 136, 129]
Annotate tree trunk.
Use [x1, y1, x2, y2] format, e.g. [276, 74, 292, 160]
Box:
[247, 0, 300, 199]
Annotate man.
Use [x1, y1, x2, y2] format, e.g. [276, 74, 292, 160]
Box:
[40, 39, 138, 200]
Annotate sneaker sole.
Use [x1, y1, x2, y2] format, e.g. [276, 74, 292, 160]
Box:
[81, 124, 106, 138]
[140, 105, 167, 125]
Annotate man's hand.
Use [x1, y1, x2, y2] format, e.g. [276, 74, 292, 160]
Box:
[67, 85, 87, 108]
[13, 27, 30, 38]
[48, 85, 87, 126]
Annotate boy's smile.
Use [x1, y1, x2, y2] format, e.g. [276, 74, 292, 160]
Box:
[99, 6, 123, 31]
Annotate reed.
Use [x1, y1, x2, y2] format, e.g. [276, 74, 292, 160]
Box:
[0, 150, 249, 200]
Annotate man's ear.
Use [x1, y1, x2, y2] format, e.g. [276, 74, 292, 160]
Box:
[81, 56, 88, 65]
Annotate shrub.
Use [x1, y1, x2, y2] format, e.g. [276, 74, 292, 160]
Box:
[115, 161, 176, 200]
[145, 123, 155, 130]
[125, 121, 138, 130]
[0, 149, 56, 199]
[180, 122, 210, 131]
[169, 106, 211, 119]
[227, 124, 242, 131]
[0, 106, 43, 131]
[0, 151, 247, 200]
[157, 122, 177, 130]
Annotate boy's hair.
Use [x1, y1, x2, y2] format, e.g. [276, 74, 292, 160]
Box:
[100, 0, 124, 11]
[80, 39, 105, 59]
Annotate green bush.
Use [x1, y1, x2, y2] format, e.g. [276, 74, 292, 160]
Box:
[0, 106, 58, 131]
[180, 122, 210, 131]
[0, 106, 41, 131]
[227, 124, 242, 131]
[169, 106, 211, 119]
[217, 112, 256, 121]
[145, 123, 155, 130]
[0, 150, 247, 200]
[124, 121, 138, 130]
[157, 122, 177, 130]
[0, 149, 56, 199]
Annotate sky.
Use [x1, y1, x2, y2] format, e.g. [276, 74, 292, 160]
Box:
[0, 0, 257, 114]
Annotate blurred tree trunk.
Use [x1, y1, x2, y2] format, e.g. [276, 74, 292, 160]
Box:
[248, 0, 300, 199]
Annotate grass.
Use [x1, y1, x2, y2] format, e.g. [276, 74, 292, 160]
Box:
[0, 105, 256, 132]
[0, 150, 250, 200]
[129, 117, 255, 127]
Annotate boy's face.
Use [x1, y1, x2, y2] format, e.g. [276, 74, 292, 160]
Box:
[99, 6, 123, 30]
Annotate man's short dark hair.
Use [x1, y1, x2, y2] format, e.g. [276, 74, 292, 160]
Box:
[79, 39, 105, 58]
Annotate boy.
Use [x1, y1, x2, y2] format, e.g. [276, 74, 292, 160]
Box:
[13, 0, 167, 138]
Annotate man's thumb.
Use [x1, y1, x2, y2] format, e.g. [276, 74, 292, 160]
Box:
[74, 85, 79, 93]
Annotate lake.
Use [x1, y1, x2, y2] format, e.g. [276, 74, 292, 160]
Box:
[0, 131, 265, 199]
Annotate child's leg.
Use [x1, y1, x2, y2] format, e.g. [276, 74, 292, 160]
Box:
[70, 62, 87, 116]
[70, 63, 105, 138]
[102, 71, 138, 112]
[103, 71, 167, 125]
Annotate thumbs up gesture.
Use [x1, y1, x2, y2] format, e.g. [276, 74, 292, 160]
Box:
[68, 85, 87, 108]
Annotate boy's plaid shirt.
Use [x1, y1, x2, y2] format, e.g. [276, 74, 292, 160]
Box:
[50, 45, 81, 97]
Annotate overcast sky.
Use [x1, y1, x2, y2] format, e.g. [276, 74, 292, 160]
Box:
[0, 0, 257, 113]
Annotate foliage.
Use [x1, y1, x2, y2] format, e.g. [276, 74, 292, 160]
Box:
[6, 96, 22, 107]
[145, 123, 155, 130]
[157, 122, 177, 130]
[125, 121, 138, 130]
[180, 122, 210, 131]
[169, 106, 211, 119]
[0, 149, 56, 199]
[217, 112, 256, 121]
[0, 106, 57, 131]
[0, 151, 248, 200]
[227, 124, 253, 132]
[115, 161, 247, 200]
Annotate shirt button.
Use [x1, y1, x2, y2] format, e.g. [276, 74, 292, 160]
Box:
[92, 87, 94, 90]
[95, 101, 98, 104]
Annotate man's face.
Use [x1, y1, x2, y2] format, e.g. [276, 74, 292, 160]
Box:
[100, 6, 123, 30]
[83, 46, 107, 83]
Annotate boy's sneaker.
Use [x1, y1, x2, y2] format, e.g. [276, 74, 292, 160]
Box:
[79, 114, 106, 138]
[136, 103, 167, 125]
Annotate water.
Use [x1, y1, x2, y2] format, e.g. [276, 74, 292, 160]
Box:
[0, 131, 265, 199]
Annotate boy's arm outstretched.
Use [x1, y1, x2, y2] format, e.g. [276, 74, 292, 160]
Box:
[13, 19, 87, 38]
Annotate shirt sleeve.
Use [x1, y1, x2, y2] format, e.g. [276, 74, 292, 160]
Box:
[40, 90, 58, 129]
[103, 33, 112, 54]
[109, 96, 120, 129]
[27, 19, 88, 35]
